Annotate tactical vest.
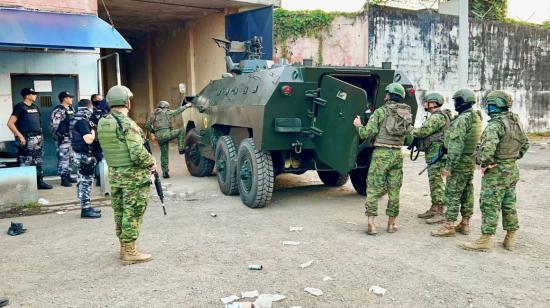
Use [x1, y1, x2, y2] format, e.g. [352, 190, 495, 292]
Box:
[70, 112, 95, 154]
[97, 114, 133, 167]
[152, 109, 170, 132]
[15, 102, 42, 134]
[418, 109, 452, 151]
[54, 105, 75, 138]
[375, 102, 412, 146]
[493, 113, 525, 159]
[462, 109, 482, 155]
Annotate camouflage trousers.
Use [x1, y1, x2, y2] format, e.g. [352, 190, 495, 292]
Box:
[74, 153, 96, 209]
[56, 139, 73, 176]
[110, 167, 151, 243]
[425, 146, 446, 207]
[365, 147, 403, 217]
[444, 155, 475, 222]
[480, 161, 520, 234]
[155, 128, 184, 173]
[18, 134, 44, 177]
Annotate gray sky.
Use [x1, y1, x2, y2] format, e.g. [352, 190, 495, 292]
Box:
[281, 0, 549, 23]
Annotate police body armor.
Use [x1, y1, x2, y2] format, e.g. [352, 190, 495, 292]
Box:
[16, 103, 41, 134]
[70, 110, 94, 154]
[152, 109, 171, 132]
[54, 105, 74, 141]
[461, 109, 482, 155]
[418, 109, 452, 152]
[97, 114, 133, 167]
[492, 112, 525, 160]
[375, 102, 412, 146]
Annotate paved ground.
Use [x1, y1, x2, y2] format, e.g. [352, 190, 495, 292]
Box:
[1, 141, 550, 307]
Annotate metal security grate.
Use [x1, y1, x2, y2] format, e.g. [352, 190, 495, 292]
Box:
[39, 96, 52, 107]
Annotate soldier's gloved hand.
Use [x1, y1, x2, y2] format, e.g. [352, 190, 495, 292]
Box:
[185, 102, 193, 108]
[18, 135, 26, 146]
[353, 115, 363, 127]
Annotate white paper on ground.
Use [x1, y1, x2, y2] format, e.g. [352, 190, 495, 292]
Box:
[304, 287, 323, 296]
[369, 285, 387, 296]
[221, 295, 240, 304]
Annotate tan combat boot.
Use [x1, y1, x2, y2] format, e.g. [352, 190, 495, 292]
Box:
[387, 216, 398, 233]
[426, 205, 446, 224]
[503, 231, 516, 251]
[455, 217, 470, 235]
[122, 242, 153, 265]
[461, 234, 493, 252]
[366, 216, 377, 236]
[417, 206, 436, 219]
[431, 221, 456, 237]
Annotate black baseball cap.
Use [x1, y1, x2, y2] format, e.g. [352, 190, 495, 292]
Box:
[78, 99, 92, 108]
[21, 88, 38, 97]
[58, 91, 74, 101]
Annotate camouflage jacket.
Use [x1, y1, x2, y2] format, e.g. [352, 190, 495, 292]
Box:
[410, 110, 449, 151]
[444, 109, 482, 172]
[357, 106, 383, 145]
[146, 105, 188, 133]
[476, 112, 529, 167]
[50, 104, 74, 141]
[107, 111, 155, 187]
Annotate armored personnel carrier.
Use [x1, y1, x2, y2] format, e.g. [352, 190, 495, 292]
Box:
[181, 37, 418, 208]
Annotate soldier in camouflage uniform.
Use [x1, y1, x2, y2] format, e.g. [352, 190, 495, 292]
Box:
[51, 91, 76, 187]
[7, 88, 52, 189]
[146, 99, 192, 178]
[98, 85, 156, 265]
[462, 90, 529, 251]
[408, 92, 452, 224]
[353, 83, 412, 235]
[432, 88, 482, 237]
[70, 99, 102, 219]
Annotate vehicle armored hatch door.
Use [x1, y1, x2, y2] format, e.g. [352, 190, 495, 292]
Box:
[312, 75, 368, 174]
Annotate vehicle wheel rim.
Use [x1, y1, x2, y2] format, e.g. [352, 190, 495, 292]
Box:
[239, 156, 253, 193]
[216, 152, 227, 180]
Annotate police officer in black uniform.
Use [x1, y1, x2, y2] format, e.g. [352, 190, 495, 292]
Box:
[7, 88, 52, 189]
[71, 99, 102, 218]
[51, 91, 76, 187]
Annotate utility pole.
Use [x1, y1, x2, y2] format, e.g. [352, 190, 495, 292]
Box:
[458, 0, 469, 88]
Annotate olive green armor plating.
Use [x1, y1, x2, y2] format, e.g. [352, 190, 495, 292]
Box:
[180, 38, 418, 208]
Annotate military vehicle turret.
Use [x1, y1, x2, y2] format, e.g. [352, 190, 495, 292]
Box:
[181, 37, 418, 208]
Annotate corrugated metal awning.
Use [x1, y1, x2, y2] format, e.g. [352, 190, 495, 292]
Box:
[0, 8, 131, 50]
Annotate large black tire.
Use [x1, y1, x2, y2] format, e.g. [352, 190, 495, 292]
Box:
[215, 135, 239, 195]
[350, 168, 368, 196]
[184, 128, 214, 177]
[236, 138, 274, 208]
[317, 170, 349, 187]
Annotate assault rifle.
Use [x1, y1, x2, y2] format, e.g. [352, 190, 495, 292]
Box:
[418, 146, 448, 175]
[407, 137, 421, 161]
[144, 140, 167, 216]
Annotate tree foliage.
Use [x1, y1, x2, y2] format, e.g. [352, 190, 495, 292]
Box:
[470, 0, 508, 21]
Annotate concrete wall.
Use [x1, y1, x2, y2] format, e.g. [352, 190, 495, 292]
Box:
[0, 0, 97, 14]
[0, 49, 100, 142]
[275, 15, 369, 66]
[367, 5, 550, 132]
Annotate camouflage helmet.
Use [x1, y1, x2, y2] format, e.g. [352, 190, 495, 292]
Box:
[106, 85, 133, 107]
[452, 88, 476, 104]
[157, 100, 170, 108]
[424, 92, 445, 106]
[385, 83, 405, 99]
[485, 90, 512, 108]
